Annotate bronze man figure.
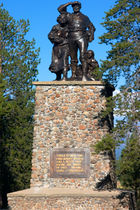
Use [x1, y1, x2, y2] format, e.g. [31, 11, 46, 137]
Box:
[58, 1, 96, 81]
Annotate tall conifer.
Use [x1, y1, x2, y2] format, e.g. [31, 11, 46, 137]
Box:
[95, 0, 140, 205]
[0, 4, 40, 208]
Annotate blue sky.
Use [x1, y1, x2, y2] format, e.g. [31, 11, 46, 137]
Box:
[3, 0, 115, 81]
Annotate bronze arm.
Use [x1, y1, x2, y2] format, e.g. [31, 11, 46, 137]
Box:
[58, 2, 73, 14]
[87, 22, 96, 42]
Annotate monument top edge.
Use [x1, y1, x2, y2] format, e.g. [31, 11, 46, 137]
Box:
[32, 81, 105, 86]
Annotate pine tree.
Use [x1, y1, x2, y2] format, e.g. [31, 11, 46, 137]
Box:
[99, 0, 139, 85]
[117, 134, 140, 203]
[0, 4, 40, 208]
[95, 0, 140, 206]
[0, 74, 12, 208]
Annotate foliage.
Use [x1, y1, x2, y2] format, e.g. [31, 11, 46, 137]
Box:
[0, 4, 40, 207]
[95, 0, 140, 205]
[116, 133, 140, 208]
[99, 0, 140, 85]
[91, 67, 103, 81]
[0, 75, 11, 189]
[117, 134, 140, 192]
[95, 133, 116, 153]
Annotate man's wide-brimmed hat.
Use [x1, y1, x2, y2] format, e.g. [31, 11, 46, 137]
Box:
[72, 1, 81, 7]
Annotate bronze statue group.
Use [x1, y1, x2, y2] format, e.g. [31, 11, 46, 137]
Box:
[48, 1, 99, 81]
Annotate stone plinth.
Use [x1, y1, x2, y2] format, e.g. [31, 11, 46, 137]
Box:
[8, 188, 135, 210]
[8, 81, 135, 209]
[30, 81, 114, 189]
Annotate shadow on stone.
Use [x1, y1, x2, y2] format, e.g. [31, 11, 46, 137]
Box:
[96, 173, 116, 190]
[117, 191, 136, 210]
[100, 81, 115, 98]
[96, 81, 115, 130]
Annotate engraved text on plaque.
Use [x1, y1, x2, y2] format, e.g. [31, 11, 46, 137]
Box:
[50, 148, 90, 178]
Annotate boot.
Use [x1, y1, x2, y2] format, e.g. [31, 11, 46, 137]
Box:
[82, 61, 91, 81]
[62, 68, 67, 81]
[71, 64, 77, 80]
[56, 72, 61, 81]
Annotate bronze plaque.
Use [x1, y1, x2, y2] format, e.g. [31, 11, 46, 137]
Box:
[50, 148, 90, 178]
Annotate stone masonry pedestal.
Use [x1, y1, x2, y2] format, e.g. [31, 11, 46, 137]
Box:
[31, 81, 114, 189]
[8, 81, 135, 210]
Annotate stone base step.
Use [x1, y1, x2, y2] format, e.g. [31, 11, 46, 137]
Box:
[8, 188, 135, 210]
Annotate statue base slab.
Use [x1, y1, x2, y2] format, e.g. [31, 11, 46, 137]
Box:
[8, 188, 135, 209]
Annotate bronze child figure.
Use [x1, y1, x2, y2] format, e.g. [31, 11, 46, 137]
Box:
[86, 50, 100, 81]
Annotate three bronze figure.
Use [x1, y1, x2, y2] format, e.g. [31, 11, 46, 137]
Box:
[48, 1, 99, 81]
